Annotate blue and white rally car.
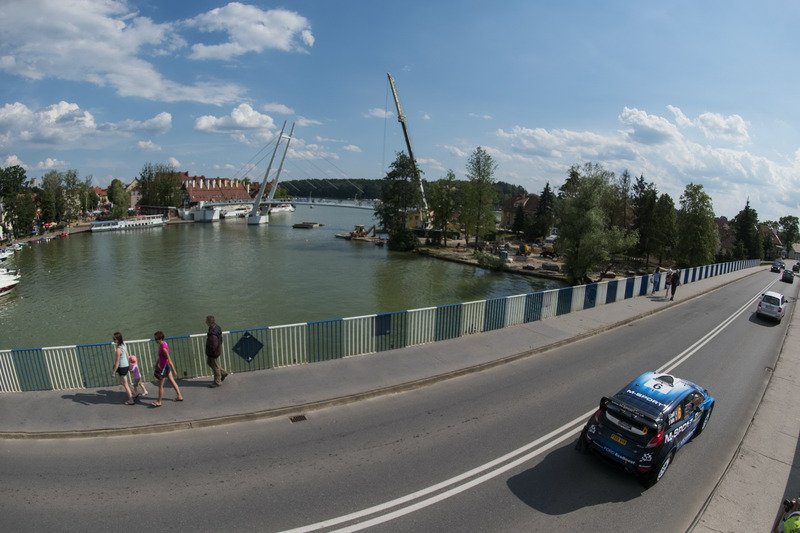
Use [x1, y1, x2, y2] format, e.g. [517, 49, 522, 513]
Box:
[576, 371, 715, 487]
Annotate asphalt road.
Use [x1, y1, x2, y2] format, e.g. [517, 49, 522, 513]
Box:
[0, 269, 794, 532]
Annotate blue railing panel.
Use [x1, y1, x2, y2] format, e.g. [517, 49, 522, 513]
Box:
[307, 319, 344, 362]
[435, 304, 463, 341]
[556, 287, 574, 316]
[524, 292, 543, 322]
[11, 349, 52, 392]
[484, 297, 507, 331]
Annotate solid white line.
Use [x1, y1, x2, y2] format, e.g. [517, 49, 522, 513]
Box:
[280, 281, 778, 532]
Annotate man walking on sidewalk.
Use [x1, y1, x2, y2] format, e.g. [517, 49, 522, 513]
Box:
[206, 315, 229, 387]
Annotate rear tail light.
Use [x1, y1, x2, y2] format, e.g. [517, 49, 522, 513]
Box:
[645, 430, 664, 448]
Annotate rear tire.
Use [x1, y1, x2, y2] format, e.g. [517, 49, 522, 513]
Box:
[642, 450, 674, 488]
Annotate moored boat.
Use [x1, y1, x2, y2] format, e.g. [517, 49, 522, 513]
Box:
[269, 203, 296, 213]
[0, 268, 20, 297]
[90, 214, 167, 232]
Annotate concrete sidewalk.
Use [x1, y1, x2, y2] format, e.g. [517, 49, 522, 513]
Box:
[0, 266, 796, 531]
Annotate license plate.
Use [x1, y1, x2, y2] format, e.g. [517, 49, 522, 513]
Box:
[611, 434, 627, 445]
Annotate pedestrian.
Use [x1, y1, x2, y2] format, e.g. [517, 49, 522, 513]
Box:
[664, 268, 673, 298]
[128, 353, 148, 398]
[773, 497, 800, 532]
[205, 315, 228, 388]
[651, 267, 661, 295]
[670, 269, 681, 301]
[111, 332, 135, 405]
[151, 331, 184, 407]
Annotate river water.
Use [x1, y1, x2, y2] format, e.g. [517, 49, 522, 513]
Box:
[1, 205, 564, 350]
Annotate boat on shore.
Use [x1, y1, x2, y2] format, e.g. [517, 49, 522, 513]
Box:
[0, 268, 20, 297]
[90, 214, 167, 232]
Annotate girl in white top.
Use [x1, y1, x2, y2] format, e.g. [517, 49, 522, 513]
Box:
[112, 332, 135, 405]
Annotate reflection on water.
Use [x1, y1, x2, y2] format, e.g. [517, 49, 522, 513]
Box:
[0, 205, 563, 350]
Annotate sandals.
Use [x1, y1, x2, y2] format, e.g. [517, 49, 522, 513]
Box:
[173, 397, 184, 402]
[150, 402, 162, 408]
[124, 400, 135, 405]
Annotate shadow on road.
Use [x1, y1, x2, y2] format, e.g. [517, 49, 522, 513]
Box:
[507, 442, 642, 515]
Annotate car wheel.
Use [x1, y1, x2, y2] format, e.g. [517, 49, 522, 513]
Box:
[693, 403, 713, 438]
[643, 450, 674, 488]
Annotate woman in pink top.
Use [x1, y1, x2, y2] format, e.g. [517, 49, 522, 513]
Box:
[151, 331, 184, 407]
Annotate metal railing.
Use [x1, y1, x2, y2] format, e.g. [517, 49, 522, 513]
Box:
[0, 260, 760, 392]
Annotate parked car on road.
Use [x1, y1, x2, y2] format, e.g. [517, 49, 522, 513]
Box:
[576, 371, 715, 487]
[782, 270, 795, 283]
[756, 290, 787, 322]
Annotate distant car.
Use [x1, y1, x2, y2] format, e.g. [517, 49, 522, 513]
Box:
[783, 270, 795, 283]
[577, 372, 714, 487]
[793, 263, 800, 273]
[757, 290, 787, 322]
[771, 262, 782, 272]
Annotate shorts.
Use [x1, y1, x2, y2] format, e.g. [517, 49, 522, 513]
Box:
[116, 366, 129, 377]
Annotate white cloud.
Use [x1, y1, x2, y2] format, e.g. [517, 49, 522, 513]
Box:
[696, 112, 750, 144]
[343, 145, 362, 153]
[667, 105, 750, 144]
[187, 4, 314, 60]
[263, 103, 294, 114]
[34, 157, 67, 170]
[296, 116, 322, 127]
[491, 106, 798, 219]
[469, 113, 492, 120]
[0, 102, 173, 148]
[366, 108, 394, 119]
[137, 140, 161, 152]
[3, 155, 26, 169]
[0, 0, 243, 104]
[195, 104, 276, 142]
[167, 157, 180, 168]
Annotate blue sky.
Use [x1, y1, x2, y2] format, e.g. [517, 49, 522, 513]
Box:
[1, 0, 799, 220]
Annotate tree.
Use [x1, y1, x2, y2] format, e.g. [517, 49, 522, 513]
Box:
[651, 193, 677, 264]
[461, 147, 497, 248]
[558, 163, 637, 284]
[526, 182, 556, 241]
[427, 170, 459, 246]
[107, 179, 128, 218]
[138, 162, 183, 207]
[62, 169, 80, 222]
[511, 203, 526, 235]
[779, 216, 800, 254]
[40, 170, 65, 223]
[675, 183, 717, 267]
[374, 152, 422, 251]
[0, 165, 30, 235]
[631, 174, 659, 261]
[732, 200, 762, 260]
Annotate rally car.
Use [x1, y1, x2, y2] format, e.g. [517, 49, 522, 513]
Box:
[576, 372, 715, 487]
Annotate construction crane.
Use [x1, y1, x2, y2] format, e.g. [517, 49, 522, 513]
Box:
[387, 72, 431, 229]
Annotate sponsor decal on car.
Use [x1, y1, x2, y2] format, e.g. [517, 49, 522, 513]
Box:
[625, 388, 667, 408]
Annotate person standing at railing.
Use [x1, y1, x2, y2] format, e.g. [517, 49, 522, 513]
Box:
[151, 331, 184, 407]
[205, 315, 229, 388]
[670, 269, 681, 301]
[651, 267, 661, 295]
[111, 332, 135, 405]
